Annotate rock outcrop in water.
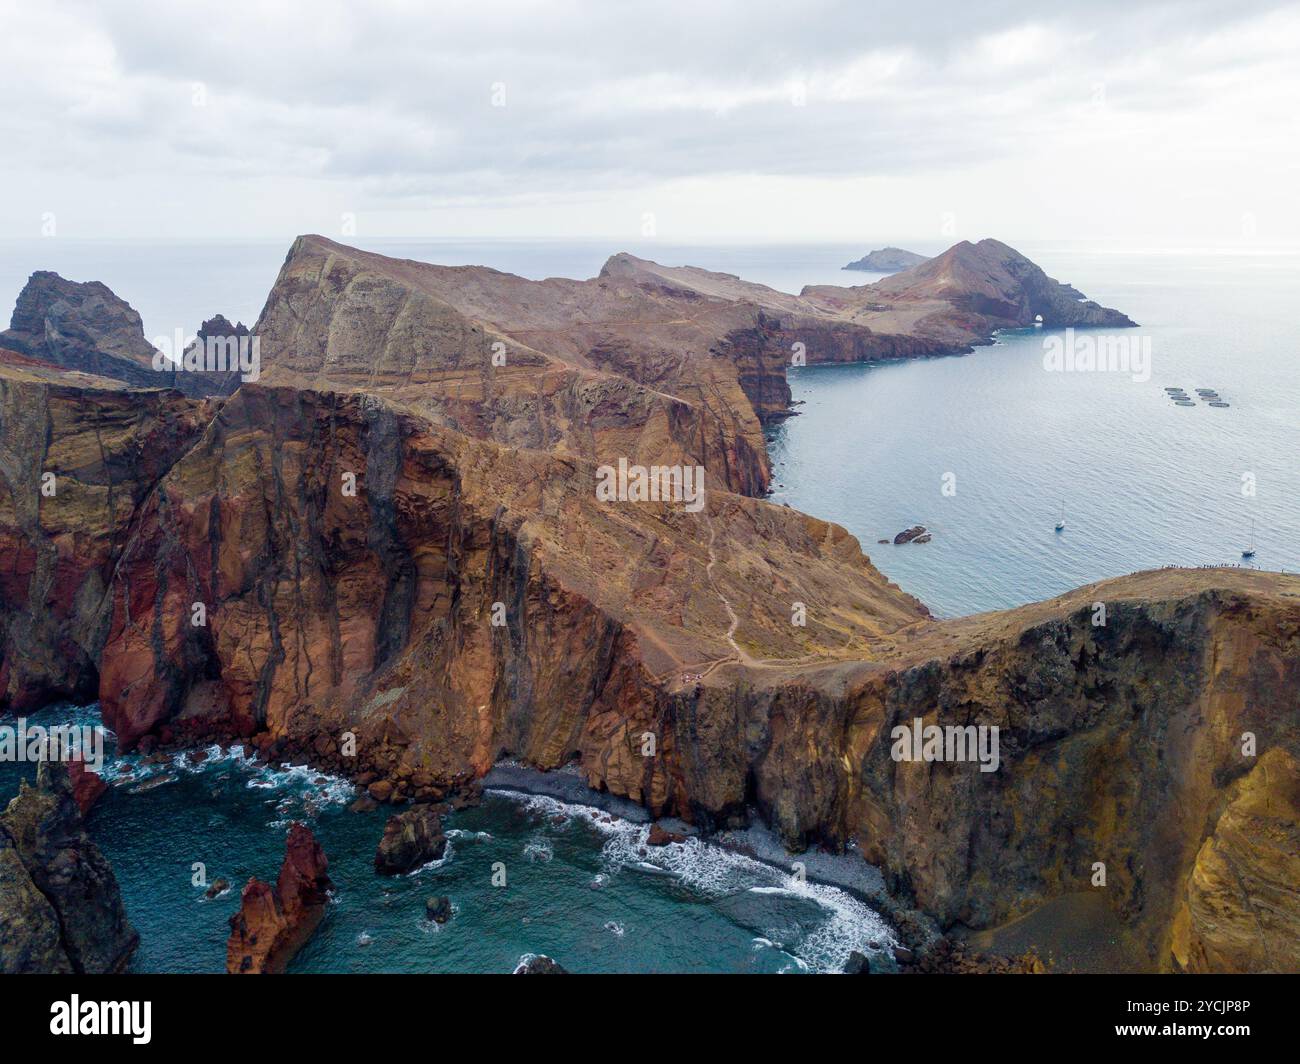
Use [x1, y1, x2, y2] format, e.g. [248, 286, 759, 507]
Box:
[374, 805, 447, 875]
[66, 755, 106, 815]
[843, 247, 930, 273]
[0, 272, 161, 389]
[892, 525, 928, 545]
[828, 237, 1138, 343]
[2, 239, 1294, 974]
[0, 272, 244, 399]
[0, 760, 138, 973]
[227, 822, 331, 974]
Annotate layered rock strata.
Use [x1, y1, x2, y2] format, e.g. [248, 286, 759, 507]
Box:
[0, 358, 212, 710]
[1, 239, 1292, 975]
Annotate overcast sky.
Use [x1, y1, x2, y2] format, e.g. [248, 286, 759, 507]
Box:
[1, 0, 1297, 244]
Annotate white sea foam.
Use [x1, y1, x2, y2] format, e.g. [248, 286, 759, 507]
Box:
[101, 735, 355, 829]
[523, 837, 553, 862]
[494, 789, 896, 973]
[401, 839, 454, 876]
[246, 760, 355, 806]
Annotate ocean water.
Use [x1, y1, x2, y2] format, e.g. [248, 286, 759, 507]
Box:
[766, 247, 1300, 615]
[0, 238, 894, 342]
[0, 706, 895, 974]
[3, 239, 1292, 617]
[2, 239, 1295, 971]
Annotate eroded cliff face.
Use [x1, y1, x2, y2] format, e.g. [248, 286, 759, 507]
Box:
[1, 272, 161, 389]
[0, 272, 240, 398]
[663, 577, 1300, 972]
[0, 359, 213, 709]
[254, 237, 776, 495]
[1171, 749, 1300, 973]
[95, 383, 926, 794]
[1, 242, 1292, 974]
[78, 374, 1300, 970]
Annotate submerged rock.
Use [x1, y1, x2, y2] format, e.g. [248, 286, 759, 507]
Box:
[646, 824, 686, 847]
[0, 760, 138, 973]
[425, 895, 452, 923]
[514, 954, 568, 974]
[374, 804, 447, 875]
[227, 822, 331, 974]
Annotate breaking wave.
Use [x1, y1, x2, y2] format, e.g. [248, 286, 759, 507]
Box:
[492, 789, 896, 973]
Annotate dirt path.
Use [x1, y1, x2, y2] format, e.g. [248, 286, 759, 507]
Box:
[704, 507, 757, 667]
[651, 505, 873, 689]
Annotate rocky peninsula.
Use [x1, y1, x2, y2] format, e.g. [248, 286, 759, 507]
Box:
[0, 237, 1294, 974]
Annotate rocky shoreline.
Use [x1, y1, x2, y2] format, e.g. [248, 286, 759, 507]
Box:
[2, 237, 1296, 973]
[0, 760, 138, 974]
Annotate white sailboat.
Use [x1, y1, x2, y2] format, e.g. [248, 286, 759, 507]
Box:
[1242, 520, 1256, 559]
[1055, 501, 1065, 532]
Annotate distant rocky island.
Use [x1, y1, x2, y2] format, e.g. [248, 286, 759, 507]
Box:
[1, 236, 1296, 975]
[843, 246, 930, 272]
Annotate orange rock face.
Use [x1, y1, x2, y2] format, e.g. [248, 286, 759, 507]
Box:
[95, 383, 925, 780]
[4, 240, 1298, 974]
[66, 755, 106, 816]
[226, 822, 331, 974]
[0, 365, 212, 710]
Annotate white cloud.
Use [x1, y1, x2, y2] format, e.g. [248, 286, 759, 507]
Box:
[0, 0, 1296, 242]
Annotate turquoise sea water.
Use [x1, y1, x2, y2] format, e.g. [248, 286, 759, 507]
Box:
[1, 239, 1296, 970]
[0, 706, 895, 974]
